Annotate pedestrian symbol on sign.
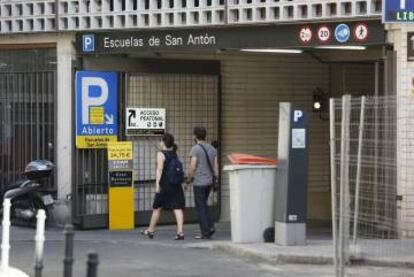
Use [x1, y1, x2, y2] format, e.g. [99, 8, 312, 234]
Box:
[354, 24, 368, 42]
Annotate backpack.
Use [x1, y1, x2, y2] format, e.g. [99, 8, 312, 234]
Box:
[165, 154, 185, 185]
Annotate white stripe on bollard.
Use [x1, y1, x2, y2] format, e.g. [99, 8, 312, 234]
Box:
[0, 198, 29, 277]
[34, 209, 46, 277]
[1, 199, 11, 271]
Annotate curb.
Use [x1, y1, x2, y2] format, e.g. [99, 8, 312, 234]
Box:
[211, 243, 333, 265]
[211, 243, 414, 269]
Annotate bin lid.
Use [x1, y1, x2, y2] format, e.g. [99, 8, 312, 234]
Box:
[227, 153, 278, 165]
[223, 164, 277, 171]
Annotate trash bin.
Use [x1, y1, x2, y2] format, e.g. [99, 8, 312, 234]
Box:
[224, 163, 277, 243]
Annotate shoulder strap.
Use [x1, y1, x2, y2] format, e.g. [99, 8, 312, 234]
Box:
[198, 144, 214, 176]
[161, 151, 171, 165]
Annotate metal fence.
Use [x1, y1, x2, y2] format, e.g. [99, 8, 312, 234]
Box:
[330, 95, 414, 276]
[0, 48, 57, 192]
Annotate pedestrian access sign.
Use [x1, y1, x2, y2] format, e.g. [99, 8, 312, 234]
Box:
[384, 0, 414, 23]
[76, 71, 118, 149]
[126, 107, 166, 136]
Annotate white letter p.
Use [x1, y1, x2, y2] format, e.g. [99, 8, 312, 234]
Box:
[293, 110, 303, 122]
[82, 77, 109, 124]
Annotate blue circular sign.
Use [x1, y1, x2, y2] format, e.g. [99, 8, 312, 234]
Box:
[335, 24, 350, 43]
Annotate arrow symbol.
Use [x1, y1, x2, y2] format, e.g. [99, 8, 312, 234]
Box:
[128, 110, 136, 127]
[401, 0, 406, 10]
[105, 114, 114, 124]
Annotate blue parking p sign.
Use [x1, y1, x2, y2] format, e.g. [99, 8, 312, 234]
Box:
[384, 0, 414, 23]
[76, 71, 118, 149]
[82, 34, 95, 52]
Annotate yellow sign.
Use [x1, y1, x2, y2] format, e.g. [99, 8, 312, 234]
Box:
[89, 107, 105, 124]
[107, 142, 133, 161]
[76, 136, 117, 149]
[107, 141, 134, 230]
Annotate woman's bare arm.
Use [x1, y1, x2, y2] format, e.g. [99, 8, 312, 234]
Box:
[155, 152, 165, 193]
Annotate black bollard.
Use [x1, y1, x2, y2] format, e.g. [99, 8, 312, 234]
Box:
[86, 252, 99, 277]
[63, 224, 75, 277]
[34, 258, 43, 277]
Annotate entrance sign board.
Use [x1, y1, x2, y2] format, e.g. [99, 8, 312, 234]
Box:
[107, 141, 134, 230]
[384, 0, 414, 23]
[75, 71, 118, 149]
[126, 108, 166, 135]
[76, 21, 385, 54]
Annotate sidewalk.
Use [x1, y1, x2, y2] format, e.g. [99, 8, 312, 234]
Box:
[186, 225, 414, 269]
[186, 227, 334, 265]
[8, 222, 414, 269]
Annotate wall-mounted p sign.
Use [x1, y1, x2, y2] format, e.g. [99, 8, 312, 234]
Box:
[293, 110, 304, 123]
[76, 71, 118, 149]
[82, 34, 96, 52]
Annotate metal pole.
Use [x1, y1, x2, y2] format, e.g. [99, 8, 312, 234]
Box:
[337, 95, 351, 277]
[352, 96, 366, 246]
[373, 62, 379, 225]
[34, 210, 47, 277]
[86, 252, 99, 277]
[63, 224, 75, 277]
[329, 98, 338, 271]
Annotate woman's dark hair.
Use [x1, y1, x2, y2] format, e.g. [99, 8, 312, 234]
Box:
[162, 133, 177, 152]
[193, 126, 207, 141]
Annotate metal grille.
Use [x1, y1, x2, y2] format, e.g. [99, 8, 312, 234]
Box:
[330, 95, 414, 277]
[0, 49, 57, 191]
[127, 73, 219, 211]
[72, 72, 220, 228]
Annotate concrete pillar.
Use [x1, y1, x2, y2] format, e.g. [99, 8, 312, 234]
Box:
[56, 34, 75, 201]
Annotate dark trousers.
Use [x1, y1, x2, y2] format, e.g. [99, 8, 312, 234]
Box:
[194, 185, 215, 236]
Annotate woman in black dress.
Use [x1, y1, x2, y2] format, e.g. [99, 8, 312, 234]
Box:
[141, 133, 186, 240]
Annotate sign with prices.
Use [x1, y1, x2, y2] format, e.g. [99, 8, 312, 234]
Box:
[107, 141, 135, 230]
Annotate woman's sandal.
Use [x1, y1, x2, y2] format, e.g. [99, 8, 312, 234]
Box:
[174, 232, 185, 240]
[141, 229, 155, 239]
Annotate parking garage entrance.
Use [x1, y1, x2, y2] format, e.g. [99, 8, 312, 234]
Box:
[73, 20, 390, 229]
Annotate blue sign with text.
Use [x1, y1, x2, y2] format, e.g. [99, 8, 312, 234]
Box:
[384, 0, 414, 23]
[75, 71, 118, 148]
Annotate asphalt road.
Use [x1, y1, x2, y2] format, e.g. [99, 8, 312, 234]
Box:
[4, 225, 412, 277]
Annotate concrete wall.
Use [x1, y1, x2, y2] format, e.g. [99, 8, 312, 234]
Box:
[387, 24, 414, 237]
[162, 51, 378, 224]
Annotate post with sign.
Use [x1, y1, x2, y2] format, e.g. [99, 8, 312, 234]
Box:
[275, 103, 309, 246]
[76, 71, 118, 149]
[107, 141, 134, 230]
